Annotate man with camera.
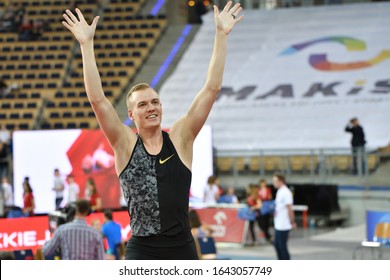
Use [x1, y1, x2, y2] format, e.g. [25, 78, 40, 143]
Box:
[345, 117, 367, 175]
[42, 199, 105, 260]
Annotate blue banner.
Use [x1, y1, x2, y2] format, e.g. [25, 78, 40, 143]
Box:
[366, 210, 390, 247]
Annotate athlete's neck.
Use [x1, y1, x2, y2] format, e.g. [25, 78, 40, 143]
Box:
[138, 128, 163, 155]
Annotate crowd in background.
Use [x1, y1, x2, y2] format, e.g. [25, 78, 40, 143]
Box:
[0, 166, 104, 219]
[0, 1, 48, 41]
[1, 166, 297, 260]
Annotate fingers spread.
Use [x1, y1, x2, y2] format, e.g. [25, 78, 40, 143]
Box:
[66, 9, 79, 23]
[232, 7, 243, 17]
[75, 8, 85, 22]
[230, 3, 241, 15]
[235, 15, 244, 23]
[91, 16, 100, 28]
[213, 5, 219, 17]
[63, 14, 74, 26]
[62, 21, 72, 30]
[223, 1, 232, 13]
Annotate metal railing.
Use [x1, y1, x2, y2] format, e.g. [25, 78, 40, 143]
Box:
[214, 147, 382, 182]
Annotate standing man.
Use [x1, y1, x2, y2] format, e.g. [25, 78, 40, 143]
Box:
[0, 141, 9, 179]
[272, 174, 295, 260]
[62, 1, 243, 259]
[66, 174, 79, 204]
[102, 209, 122, 260]
[42, 199, 105, 260]
[52, 168, 65, 210]
[345, 117, 366, 175]
[1, 176, 13, 208]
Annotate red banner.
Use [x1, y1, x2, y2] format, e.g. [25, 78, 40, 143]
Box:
[0, 216, 50, 253]
[0, 208, 246, 254]
[194, 208, 246, 244]
[0, 211, 132, 253]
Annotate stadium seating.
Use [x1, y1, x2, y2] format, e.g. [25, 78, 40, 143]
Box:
[0, 0, 166, 130]
[1, 1, 386, 177]
[159, 6, 388, 177]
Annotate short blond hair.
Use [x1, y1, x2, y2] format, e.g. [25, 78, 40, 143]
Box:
[126, 83, 151, 108]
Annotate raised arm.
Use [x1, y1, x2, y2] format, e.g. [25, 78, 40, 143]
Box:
[345, 122, 353, 132]
[62, 9, 135, 149]
[171, 2, 243, 142]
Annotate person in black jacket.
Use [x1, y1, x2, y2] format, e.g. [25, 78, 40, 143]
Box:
[345, 118, 366, 175]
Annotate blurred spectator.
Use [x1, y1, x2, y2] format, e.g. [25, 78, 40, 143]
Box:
[18, 14, 34, 41]
[42, 199, 105, 260]
[218, 187, 239, 204]
[189, 209, 213, 238]
[1, 3, 46, 41]
[1, 176, 13, 207]
[258, 179, 273, 242]
[66, 174, 79, 204]
[259, 179, 273, 201]
[0, 141, 9, 179]
[102, 209, 122, 260]
[91, 218, 101, 231]
[0, 2, 24, 32]
[246, 183, 262, 245]
[189, 209, 214, 259]
[203, 175, 220, 204]
[215, 176, 224, 197]
[52, 168, 65, 210]
[272, 174, 295, 260]
[0, 124, 11, 144]
[345, 117, 366, 175]
[22, 177, 35, 216]
[85, 178, 102, 212]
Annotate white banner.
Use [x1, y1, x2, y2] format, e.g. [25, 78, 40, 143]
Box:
[160, 3, 390, 151]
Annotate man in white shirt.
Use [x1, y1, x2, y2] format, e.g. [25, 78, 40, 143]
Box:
[52, 168, 65, 210]
[0, 125, 11, 145]
[273, 174, 296, 260]
[66, 174, 79, 204]
[1, 176, 13, 207]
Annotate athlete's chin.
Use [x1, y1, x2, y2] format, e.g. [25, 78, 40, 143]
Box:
[143, 121, 161, 129]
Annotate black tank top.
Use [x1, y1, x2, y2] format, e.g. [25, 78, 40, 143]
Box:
[119, 131, 192, 239]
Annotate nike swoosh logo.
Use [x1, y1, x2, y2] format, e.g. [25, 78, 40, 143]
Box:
[159, 154, 175, 164]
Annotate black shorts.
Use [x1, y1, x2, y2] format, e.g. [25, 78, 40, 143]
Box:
[125, 233, 199, 260]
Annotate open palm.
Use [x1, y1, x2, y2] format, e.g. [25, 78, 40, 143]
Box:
[214, 1, 243, 35]
[62, 8, 99, 45]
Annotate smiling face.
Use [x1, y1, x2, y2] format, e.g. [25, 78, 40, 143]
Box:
[127, 87, 162, 130]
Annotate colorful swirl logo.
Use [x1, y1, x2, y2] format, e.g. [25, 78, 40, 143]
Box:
[280, 36, 390, 71]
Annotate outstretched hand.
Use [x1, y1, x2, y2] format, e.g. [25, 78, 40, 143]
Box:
[62, 8, 99, 45]
[214, 1, 243, 35]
